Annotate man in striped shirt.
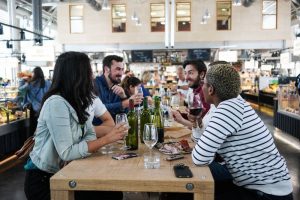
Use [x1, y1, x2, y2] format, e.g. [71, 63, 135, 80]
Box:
[192, 62, 293, 200]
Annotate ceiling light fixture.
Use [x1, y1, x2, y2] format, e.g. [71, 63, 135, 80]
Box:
[232, 0, 242, 6]
[200, 17, 207, 25]
[20, 29, 25, 40]
[203, 9, 211, 19]
[102, 0, 110, 10]
[0, 23, 3, 35]
[131, 11, 138, 21]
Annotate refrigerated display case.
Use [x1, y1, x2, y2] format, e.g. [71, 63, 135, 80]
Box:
[274, 83, 300, 140]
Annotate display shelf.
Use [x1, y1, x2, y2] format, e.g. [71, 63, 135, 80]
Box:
[273, 83, 300, 140]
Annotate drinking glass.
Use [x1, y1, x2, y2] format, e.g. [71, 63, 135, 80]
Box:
[136, 85, 144, 115]
[143, 123, 159, 168]
[115, 113, 130, 150]
[143, 123, 158, 153]
[170, 95, 180, 110]
[187, 93, 203, 135]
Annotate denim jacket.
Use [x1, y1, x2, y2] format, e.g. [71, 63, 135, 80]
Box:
[29, 95, 96, 173]
[20, 80, 51, 112]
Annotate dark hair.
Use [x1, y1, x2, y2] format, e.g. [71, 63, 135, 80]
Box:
[296, 73, 300, 95]
[208, 61, 229, 66]
[41, 52, 94, 124]
[30, 66, 45, 88]
[183, 59, 207, 74]
[102, 55, 123, 72]
[121, 76, 141, 96]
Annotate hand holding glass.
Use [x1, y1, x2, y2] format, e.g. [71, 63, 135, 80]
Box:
[187, 93, 203, 127]
[115, 113, 130, 150]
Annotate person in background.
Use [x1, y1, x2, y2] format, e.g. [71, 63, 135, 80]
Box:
[183, 59, 210, 117]
[140, 70, 152, 96]
[20, 66, 51, 136]
[24, 52, 127, 200]
[176, 66, 189, 99]
[94, 55, 142, 123]
[192, 62, 293, 200]
[121, 76, 152, 105]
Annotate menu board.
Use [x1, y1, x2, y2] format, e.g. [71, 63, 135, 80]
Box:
[187, 49, 211, 61]
[131, 50, 153, 62]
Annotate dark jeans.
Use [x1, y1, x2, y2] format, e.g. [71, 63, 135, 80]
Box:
[209, 162, 293, 200]
[24, 169, 123, 200]
[29, 108, 38, 136]
[161, 162, 293, 200]
[24, 169, 53, 200]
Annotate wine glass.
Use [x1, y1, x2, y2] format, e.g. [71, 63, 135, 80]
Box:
[115, 113, 130, 150]
[187, 93, 203, 139]
[170, 95, 180, 110]
[143, 123, 158, 153]
[136, 85, 144, 114]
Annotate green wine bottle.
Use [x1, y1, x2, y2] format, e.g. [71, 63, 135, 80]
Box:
[127, 99, 138, 150]
[152, 96, 164, 143]
[140, 97, 151, 143]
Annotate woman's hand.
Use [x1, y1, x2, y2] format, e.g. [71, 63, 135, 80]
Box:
[129, 94, 143, 105]
[104, 122, 128, 144]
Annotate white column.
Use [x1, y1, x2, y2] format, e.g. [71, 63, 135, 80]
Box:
[165, 0, 169, 48]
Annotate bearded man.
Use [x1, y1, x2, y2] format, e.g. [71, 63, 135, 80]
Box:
[94, 55, 142, 123]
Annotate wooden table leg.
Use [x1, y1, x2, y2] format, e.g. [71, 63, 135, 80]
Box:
[51, 190, 74, 200]
[194, 192, 214, 200]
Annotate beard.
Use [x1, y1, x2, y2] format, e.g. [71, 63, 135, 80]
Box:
[108, 73, 121, 84]
[189, 76, 201, 89]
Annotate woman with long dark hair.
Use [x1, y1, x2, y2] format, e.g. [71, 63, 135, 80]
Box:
[24, 52, 127, 200]
[20, 66, 51, 135]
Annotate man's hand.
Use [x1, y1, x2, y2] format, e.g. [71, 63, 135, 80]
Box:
[187, 108, 203, 128]
[111, 85, 126, 99]
[129, 94, 143, 105]
[170, 109, 184, 124]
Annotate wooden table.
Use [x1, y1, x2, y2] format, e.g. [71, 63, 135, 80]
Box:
[50, 138, 214, 200]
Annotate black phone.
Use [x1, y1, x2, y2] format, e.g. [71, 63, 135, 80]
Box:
[173, 164, 193, 178]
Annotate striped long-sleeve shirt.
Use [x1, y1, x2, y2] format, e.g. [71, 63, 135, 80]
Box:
[192, 96, 293, 196]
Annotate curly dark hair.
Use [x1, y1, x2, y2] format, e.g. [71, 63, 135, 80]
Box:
[206, 62, 240, 101]
[41, 52, 94, 124]
[102, 55, 123, 72]
[183, 59, 207, 74]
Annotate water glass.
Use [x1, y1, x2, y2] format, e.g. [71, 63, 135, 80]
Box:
[143, 152, 160, 169]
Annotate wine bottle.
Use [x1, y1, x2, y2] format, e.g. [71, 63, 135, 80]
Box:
[152, 96, 164, 143]
[140, 97, 151, 143]
[127, 99, 138, 150]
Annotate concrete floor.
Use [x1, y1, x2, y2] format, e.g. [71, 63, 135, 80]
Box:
[0, 110, 299, 200]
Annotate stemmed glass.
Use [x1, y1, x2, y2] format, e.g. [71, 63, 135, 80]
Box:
[187, 93, 203, 140]
[115, 113, 130, 150]
[136, 85, 144, 115]
[143, 123, 158, 155]
[170, 95, 180, 110]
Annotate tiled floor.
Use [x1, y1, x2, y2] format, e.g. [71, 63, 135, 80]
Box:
[0, 110, 299, 200]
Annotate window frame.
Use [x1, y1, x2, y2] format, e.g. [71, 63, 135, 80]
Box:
[69, 5, 84, 34]
[176, 2, 191, 32]
[216, 1, 232, 31]
[262, 0, 277, 30]
[111, 4, 127, 33]
[150, 3, 165, 32]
